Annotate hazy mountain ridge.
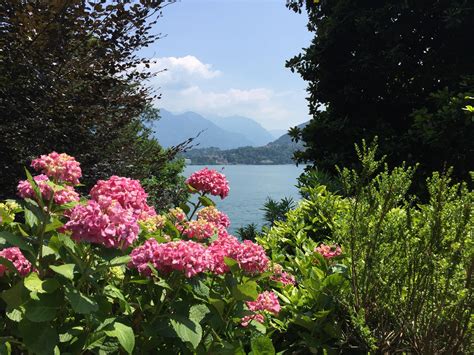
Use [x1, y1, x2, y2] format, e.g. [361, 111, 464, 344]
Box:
[207, 114, 274, 146]
[149, 110, 254, 149]
[183, 121, 308, 165]
[149, 110, 277, 149]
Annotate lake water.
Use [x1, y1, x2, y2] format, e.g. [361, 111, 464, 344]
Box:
[183, 165, 306, 232]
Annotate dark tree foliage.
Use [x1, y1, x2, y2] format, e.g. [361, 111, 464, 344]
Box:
[0, 0, 185, 208]
[286, 0, 474, 182]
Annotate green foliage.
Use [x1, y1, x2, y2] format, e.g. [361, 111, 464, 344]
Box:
[0, 166, 288, 354]
[0, 1, 186, 205]
[262, 197, 296, 226]
[286, 0, 474, 184]
[236, 223, 260, 242]
[183, 141, 300, 165]
[259, 141, 473, 353]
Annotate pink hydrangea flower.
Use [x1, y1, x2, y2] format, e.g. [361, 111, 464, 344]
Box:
[65, 198, 139, 248]
[232, 240, 269, 274]
[90, 176, 156, 221]
[206, 234, 242, 274]
[197, 206, 230, 228]
[17, 174, 52, 200]
[0, 247, 33, 277]
[186, 168, 230, 199]
[181, 219, 219, 240]
[129, 239, 210, 278]
[271, 264, 296, 286]
[17, 174, 79, 205]
[206, 235, 269, 275]
[52, 185, 80, 205]
[314, 244, 342, 259]
[241, 313, 265, 327]
[31, 152, 82, 185]
[247, 291, 281, 315]
[241, 291, 281, 327]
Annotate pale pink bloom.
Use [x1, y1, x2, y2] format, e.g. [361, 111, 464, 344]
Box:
[17, 175, 79, 205]
[241, 291, 280, 327]
[65, 198, 139, 248]
[197, 206, 230, 228]
[31, 152, 81, 185]
[247, 291, 281, 315]
[0, 247, 33, 277]
[90, 176, 156, 221]
[206, 235, 269, 275]
[206, 234, 241, 274]
[314, 244, 342, 259]
[186, 168, 230, 199]
[241, 313, 265, 327]
[181, 219, 219, 240]
[129, 239, 210, 278]
[52, 185, 80, 205]
[232, 240, 269, 274]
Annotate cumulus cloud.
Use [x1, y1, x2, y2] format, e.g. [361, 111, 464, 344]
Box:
[148, 55, 221, 88]
[147, 55, 308, 129]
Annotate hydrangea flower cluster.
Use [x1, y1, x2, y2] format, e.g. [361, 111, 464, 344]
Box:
[205, 234, 242, 274]
[129, 239, 210, 278]
[17, 175, 79, 205]
[31, 152, 82, 185]
[270, 264, 296, 286]
[206, 235, 269, 275]
[181, 219, 219, 240]
[186, 168, 230, 199]
[0, 247, 33, 277]
[315, 243, 342, 259]
[90, 176, 156, 221]
[231, 240, 269, 274]
[65, 199, 139, 248]
[241, 291, 281, 327]
[129, 232, 269, 278]
[197, 206, 230, 228]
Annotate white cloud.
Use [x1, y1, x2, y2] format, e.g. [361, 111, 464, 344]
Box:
[147, 55, 309, 129]
[148, 55, 221, 87]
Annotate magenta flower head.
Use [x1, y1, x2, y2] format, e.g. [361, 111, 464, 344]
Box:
[232, 240, 269, 274]
[181, 219, 219, 241]
[241, 291, 281, 327]
[186, 168, 230, 199]
[129, 239, 210, 278]
[31, 152, 82, 185]
[17, 174, 79, 205]
[205, 234, 241, 274]
[0, 247, 33, 277]
[206, 235, 269, 275]
[90, 176, 156, 221]
[65, 198, 139, 249]
[314, 243, 342, 259]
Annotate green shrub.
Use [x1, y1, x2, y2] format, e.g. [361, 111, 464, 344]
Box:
[259, 140, 473, 353]
[0, 154, 288, 354]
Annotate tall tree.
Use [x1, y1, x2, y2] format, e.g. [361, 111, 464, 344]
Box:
[287, 0, 474, 181]
[0, 0, 185, 207]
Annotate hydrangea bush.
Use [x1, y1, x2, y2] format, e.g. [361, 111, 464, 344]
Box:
[0, 154, 294, 354]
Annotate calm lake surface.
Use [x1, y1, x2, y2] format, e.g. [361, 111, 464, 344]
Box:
[183, 165, 306, 232]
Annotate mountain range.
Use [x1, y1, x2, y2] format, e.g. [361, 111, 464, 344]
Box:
[182, 121, 308, 165]
[149, 109, 279, 149]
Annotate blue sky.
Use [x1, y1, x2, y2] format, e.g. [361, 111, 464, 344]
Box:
[140, 0, 312, 130]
